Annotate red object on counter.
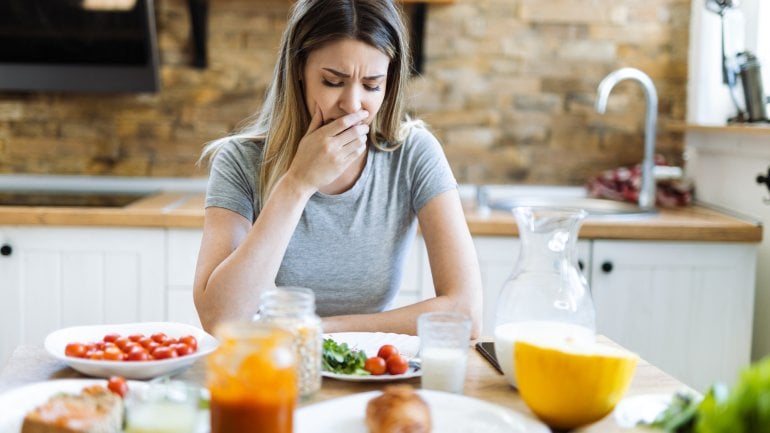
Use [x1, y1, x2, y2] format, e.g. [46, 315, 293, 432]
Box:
[585, 155, 693, 207]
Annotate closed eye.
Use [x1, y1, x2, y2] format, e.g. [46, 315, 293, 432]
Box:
[322, 79, 382, 92]
[322, 79, 343, 88]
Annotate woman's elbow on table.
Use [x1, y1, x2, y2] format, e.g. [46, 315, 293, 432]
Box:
[465, 296, 483, 340]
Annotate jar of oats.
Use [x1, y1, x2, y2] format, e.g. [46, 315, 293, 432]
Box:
[256, 286, 322, 398]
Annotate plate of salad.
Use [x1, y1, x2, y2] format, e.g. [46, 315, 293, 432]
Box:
[322, 332, 421, 382]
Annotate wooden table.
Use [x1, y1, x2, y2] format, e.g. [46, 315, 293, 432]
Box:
[0, 341, 688, 432]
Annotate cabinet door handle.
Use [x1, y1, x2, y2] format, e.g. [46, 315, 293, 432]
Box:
[0, 244, 11, 256]
[601, 261, 613, 273]
[578, 260, 585, 271]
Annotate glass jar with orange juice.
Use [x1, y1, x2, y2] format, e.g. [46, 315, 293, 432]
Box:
[207, 322, 297, 433]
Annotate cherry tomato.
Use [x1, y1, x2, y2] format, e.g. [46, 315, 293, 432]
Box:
[123, 342, 141, 353]
[103, 342, 118, 350]
[103, 333, 120, 343]
[151, 346, 178, 360]
[377, 344, 399, 360]
[104, 346, 125, 361]
[107, 376, 128, 398]
[151, 332, 168, 344]
[386, 354, 409, 375]
[94, 341, 106, 351]
[139, 336, 155, 349]
[179, 335, 198, 351]
[114, 337, 130, 351]
[65, 342, 87, 358]
[126, 346, 150, 361]
[145, 341, 160, 353]
[172, 343, 194, 357]
[364, 356, 387, 375]
[87, 350, 105, 360]
[164, 337, 179, 346]
[84, 343, 97, 353]
[128, 333, 144, 342]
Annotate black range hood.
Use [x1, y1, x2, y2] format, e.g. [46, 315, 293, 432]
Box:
[0, 0, 161, 93]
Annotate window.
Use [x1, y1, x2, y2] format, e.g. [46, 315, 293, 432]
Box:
[687, 0, 769, 124]
[758, 1, 770, 91]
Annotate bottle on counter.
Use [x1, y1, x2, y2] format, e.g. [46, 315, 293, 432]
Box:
[255, 286, 323, 398]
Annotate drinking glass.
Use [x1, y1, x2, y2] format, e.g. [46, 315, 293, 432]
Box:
[417, 312, 472, 394]
[207, 321, 297, 433]
[124, 380, 200, 433]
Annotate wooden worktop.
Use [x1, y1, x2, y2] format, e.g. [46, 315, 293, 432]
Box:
[0, 192, 762, 242]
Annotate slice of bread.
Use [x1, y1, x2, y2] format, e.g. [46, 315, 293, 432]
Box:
[21, 385, 123, 433]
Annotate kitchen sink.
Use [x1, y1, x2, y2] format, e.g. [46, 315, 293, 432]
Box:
[488, 196, 656, 217]
[0, 190, 153, 207]
[471, 185, 656, 218]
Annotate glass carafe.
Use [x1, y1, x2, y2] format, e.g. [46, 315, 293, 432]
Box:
[493, 207, 596, 387]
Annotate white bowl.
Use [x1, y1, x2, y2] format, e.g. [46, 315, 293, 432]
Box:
[44, 322, 218, 380]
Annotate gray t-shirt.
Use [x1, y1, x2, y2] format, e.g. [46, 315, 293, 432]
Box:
[205, 125, 457, 317]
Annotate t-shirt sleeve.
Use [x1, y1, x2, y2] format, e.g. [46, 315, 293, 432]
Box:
[204, 139, 259, 222]
[406, 126, 458, 213]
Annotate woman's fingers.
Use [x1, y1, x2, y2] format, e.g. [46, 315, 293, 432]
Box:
[306, 105, 324, 135]
[321, 110, 369, 136]
[336, 123, 369, 148]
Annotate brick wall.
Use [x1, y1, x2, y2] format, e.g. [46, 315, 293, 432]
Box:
[0, 0, 689, 184]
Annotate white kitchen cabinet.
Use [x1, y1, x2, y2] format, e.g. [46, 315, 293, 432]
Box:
[591, 240, 756, 392]
[687, 131, 770, 363]
[0, 226, 165, 367]
[166, 229, 203, 327]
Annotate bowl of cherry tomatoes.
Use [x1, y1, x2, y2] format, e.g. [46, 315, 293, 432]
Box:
[44, 322, 218, 380]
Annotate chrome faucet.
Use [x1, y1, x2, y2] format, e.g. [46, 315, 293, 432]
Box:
[595, 68, 658, 210]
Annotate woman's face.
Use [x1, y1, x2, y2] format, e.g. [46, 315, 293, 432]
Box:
[302, 38, 390, 126]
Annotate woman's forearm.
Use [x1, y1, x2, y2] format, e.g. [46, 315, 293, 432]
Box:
[323, 291, 482, 338]
[196, 175, 314, 331]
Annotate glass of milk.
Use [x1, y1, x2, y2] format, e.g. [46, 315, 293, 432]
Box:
[418, 312, 472, 394]
[125, 380, 201, 433]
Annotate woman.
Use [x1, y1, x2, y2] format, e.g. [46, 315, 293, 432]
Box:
[194, 0, 482, 337]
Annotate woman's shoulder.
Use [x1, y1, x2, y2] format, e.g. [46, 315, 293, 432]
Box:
[219, 136, 264, 157]
[397, 121, 443, 158]
[211, 136, 264, 169]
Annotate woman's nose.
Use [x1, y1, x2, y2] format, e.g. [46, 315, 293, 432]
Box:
[339, 85, 362, 114]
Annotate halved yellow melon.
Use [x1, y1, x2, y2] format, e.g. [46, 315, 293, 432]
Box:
[514, 337, 638, 430]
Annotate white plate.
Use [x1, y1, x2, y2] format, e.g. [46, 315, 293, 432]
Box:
[45, 322, 219, 380]
[322, 332, 421, 382]
[613, 393, 673, 428]
[0, 379, 208, 433]
[296, 389, 550, 433]
[0, 379, 140, 433]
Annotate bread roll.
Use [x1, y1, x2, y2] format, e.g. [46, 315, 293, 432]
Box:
[365, 385, 431, 433]
[21, 385, 123, 433]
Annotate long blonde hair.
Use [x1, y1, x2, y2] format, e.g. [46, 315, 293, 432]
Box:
[200, 0, 412, 206]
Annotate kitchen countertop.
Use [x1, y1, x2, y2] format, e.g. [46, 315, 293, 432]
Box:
[0, 191, 761, 242]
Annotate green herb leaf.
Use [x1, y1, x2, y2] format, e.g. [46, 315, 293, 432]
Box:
[322, 338, 370, 376]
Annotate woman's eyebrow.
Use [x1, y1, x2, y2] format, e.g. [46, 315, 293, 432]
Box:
[322, 67, 385, 80]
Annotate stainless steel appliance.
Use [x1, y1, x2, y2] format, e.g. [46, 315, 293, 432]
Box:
[737, 52, 770, 122]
